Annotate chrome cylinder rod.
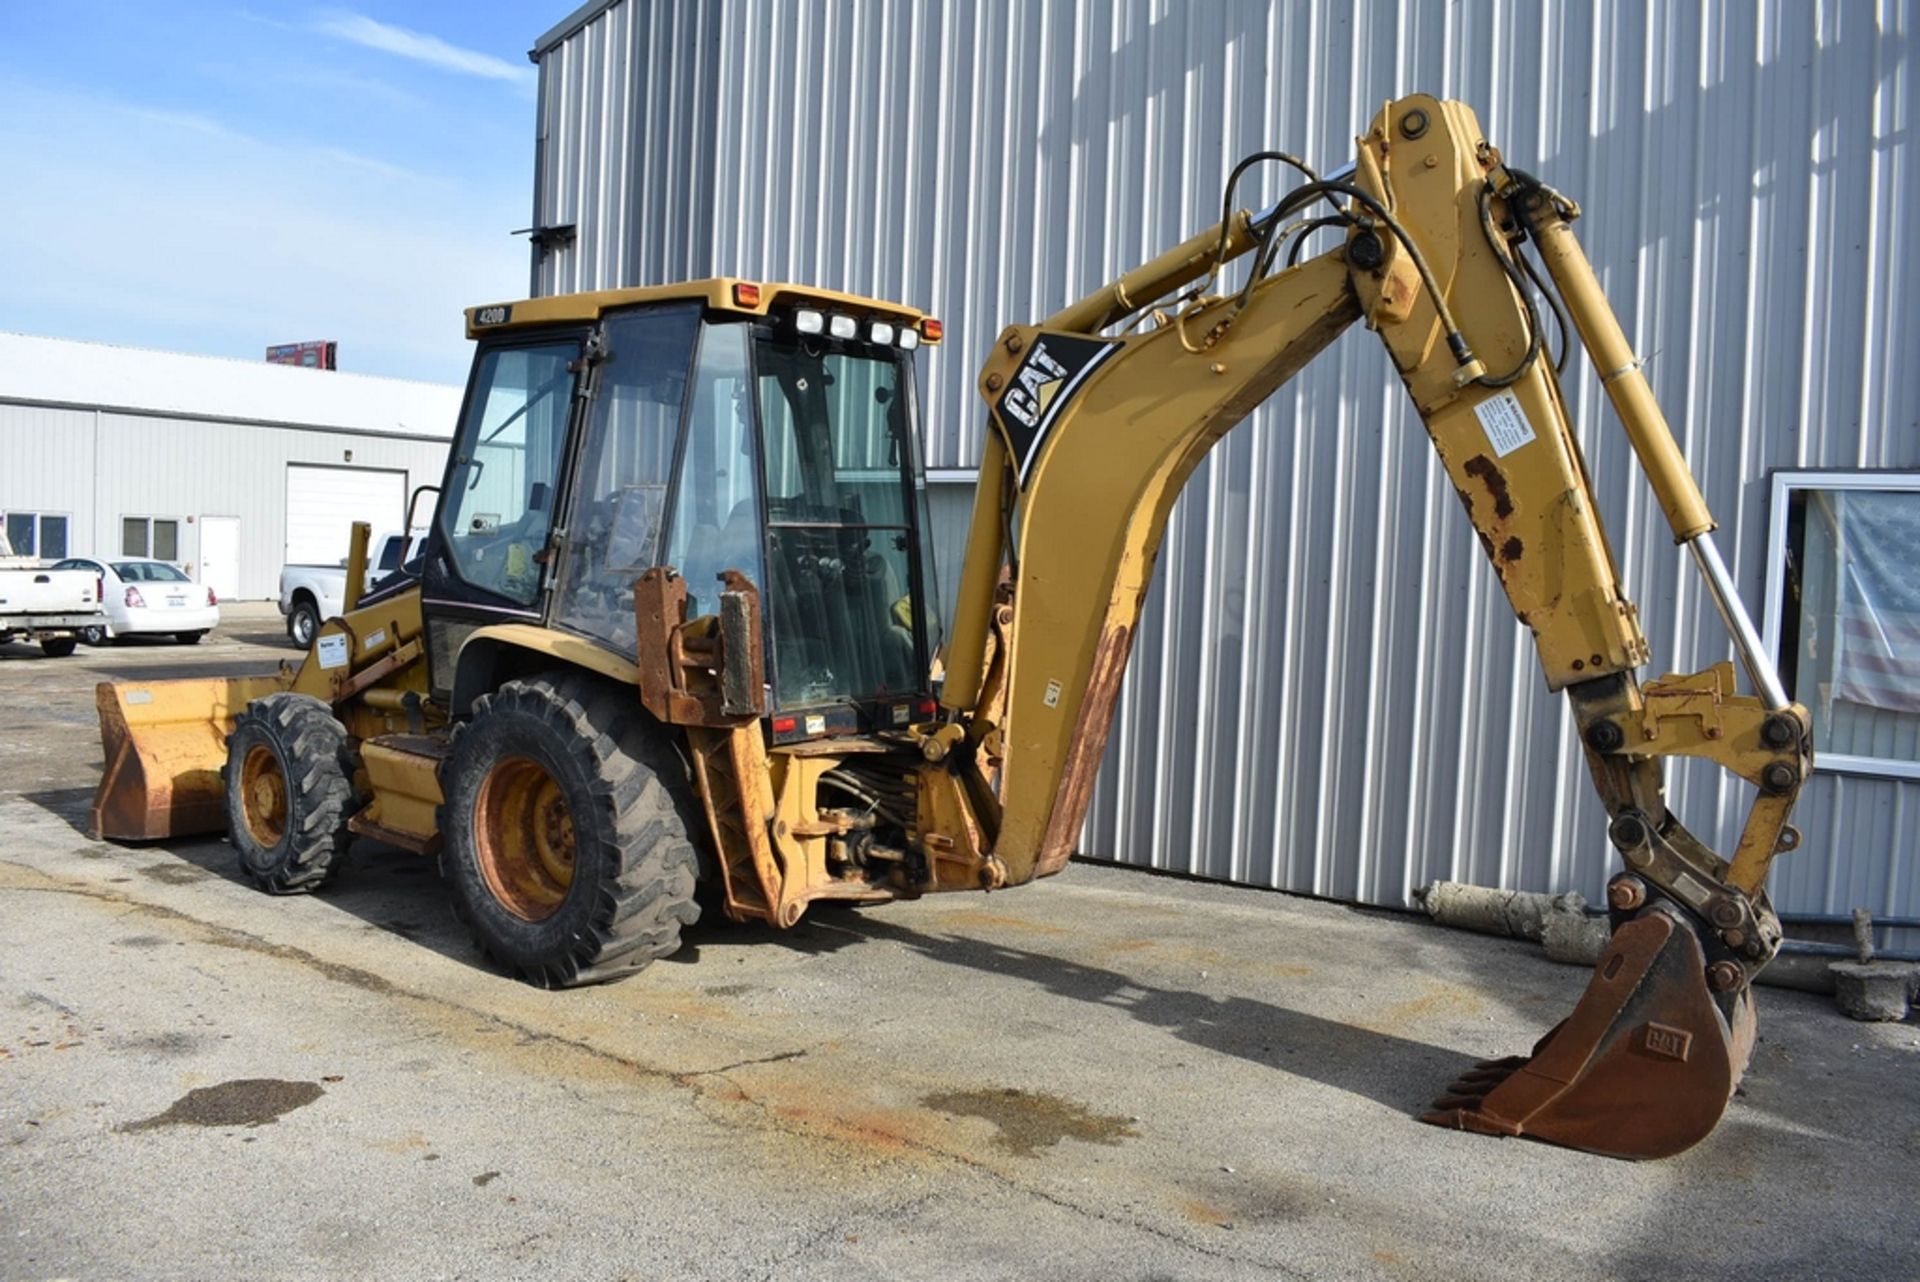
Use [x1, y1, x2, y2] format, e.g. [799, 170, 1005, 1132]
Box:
[1687, 533, 1790, 711]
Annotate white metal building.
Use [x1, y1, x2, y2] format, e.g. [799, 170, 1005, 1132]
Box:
[525, 0, 1918, 931]
[0, 334, 463, 601]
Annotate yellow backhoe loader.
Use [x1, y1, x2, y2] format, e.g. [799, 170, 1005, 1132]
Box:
[91, 95, 1811, 1161]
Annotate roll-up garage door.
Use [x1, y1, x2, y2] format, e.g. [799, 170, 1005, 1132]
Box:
[284, 464, 406, 565]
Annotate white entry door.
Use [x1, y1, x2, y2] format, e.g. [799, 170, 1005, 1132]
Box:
[198, 515, 241, 601]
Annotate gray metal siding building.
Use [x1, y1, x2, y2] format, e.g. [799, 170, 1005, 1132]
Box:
[0, 335, 462, 602]
[526, 0, 1920, 928]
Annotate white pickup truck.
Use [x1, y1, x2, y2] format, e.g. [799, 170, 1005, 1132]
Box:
[278, 530, 420, 646]
[0, 530, 104, 657]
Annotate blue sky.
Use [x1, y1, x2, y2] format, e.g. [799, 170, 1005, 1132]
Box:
[0, 4, 562, 384]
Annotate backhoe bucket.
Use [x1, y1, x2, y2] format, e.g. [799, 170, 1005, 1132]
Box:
[1421, 910, 1753, 1160]
[91, 675, 290, 841]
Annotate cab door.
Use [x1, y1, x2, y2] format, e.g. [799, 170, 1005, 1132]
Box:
[421, 335, 583, 700]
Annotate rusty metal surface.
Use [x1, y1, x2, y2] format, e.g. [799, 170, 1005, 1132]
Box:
[1421, 910, 1747, 1160]
[90, 674, 290, 841]
[1033, 624, 1133, 880]
[633, 567, 763, 727]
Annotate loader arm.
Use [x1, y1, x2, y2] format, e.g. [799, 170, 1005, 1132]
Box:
[937, 95, 1811, 1159]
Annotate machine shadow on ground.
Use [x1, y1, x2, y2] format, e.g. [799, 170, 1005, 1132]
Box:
[45, 786, 1510, 1119]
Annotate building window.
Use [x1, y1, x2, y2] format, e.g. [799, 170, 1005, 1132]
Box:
[122, 516, 180, 562]
[1765, 471, 1920, 780]
[5, 511, 69, 559]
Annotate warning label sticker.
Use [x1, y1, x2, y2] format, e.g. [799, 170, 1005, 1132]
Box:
[316, 633, 350, 669]
[1474, 390, 1537, 458]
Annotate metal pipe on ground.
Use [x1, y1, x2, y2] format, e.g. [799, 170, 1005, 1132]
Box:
[1414, 881, 1920, 999]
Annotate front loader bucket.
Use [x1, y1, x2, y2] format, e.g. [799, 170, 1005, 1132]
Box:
[1421, 910, 1753, 1160]
[91, 675, 290, 841]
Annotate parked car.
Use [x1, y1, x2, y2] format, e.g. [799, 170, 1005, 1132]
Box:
[279, 529, 421, 647]
[1, 532, 102, 657]
[52, 557, 219, 645]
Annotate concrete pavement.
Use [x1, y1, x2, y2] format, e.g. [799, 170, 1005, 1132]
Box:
[2, 608, 1915, 1280]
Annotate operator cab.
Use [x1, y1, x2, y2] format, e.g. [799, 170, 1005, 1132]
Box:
[421, 281, 943, 740]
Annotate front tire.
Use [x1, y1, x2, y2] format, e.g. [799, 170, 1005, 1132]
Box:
[39, 636, 77, 658]
[223, 693, 360, 893]
[80, 624, 109, 646]
[288, 600, 319, 648]
[439, 672, 701, 987]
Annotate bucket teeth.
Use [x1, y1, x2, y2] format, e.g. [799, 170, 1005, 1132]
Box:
[1415, 911, 1753, 1161]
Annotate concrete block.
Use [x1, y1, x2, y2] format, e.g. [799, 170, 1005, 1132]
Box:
[1828, 961, 1916, 1022]
[1541, 907, 1609, 967]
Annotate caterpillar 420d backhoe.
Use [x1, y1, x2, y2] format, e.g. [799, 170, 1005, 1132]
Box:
[92, 95, 1810, 1161]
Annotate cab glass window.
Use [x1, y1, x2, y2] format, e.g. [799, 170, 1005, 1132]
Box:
[663, 322, 765, 620]
[441, 341, 578, 607]
[755, 337, 924, 708]
[553, 305, 701, 653]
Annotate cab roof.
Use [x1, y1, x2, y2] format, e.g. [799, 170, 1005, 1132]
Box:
[464, 278, 927, 340]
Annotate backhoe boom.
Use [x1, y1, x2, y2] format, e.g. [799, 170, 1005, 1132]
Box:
[937, 94, 1810, 1159]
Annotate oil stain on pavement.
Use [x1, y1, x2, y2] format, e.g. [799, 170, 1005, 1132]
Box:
[117, 1079, 325, 1131]
[921, 1087, 1138, 1157]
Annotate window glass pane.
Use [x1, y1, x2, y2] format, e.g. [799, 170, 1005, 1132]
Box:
[752, 337, 929, 709]
[1785, 487, 1920, 763]
[554, 305, 701, 653]
[756, 343, 910, 528]
[766, 525, 921, 707]
[41, 516, 67, 560]
[663, 323, 762, 621]
[122, 518, 147, 557]
[6, 513, 35, 556]
[441, 342, 578, 606]
[144, 563, 189, 582]
[153, 520, 178, 562]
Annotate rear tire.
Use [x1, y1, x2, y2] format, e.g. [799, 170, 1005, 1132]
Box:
[80, 625, 109, 647]
[39, 636, 76, 658]
[223, 693, 360, 894]
[288, 600, 319, 648]
[176, 631, 206, 645]
[439, 672, 701, 987]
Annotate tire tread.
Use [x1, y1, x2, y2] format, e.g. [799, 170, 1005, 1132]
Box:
[441, 671, 701, 988]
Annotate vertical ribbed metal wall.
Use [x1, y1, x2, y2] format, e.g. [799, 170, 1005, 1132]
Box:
[531, 0, 1920, 924]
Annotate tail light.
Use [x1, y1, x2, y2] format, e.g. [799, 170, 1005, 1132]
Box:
[206, 587, 218, 606]
[125, 586, 146, 609]
[96, 574, 104, 605]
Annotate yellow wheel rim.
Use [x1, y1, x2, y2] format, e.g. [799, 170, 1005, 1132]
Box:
[240, 744, 289, 848]
[474, 755, 575, 922]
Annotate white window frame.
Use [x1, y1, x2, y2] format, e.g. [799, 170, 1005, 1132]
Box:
[4, 510, 72, 559]
[1762, 469, 1920, 781]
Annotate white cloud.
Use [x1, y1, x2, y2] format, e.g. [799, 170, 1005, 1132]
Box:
[313, 12, 534, 87]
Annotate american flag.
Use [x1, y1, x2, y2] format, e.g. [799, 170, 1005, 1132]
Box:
[1827, 490, 1920, 715]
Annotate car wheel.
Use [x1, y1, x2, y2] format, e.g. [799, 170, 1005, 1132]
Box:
[80, 625, 109, 646]
[223, 693, 361, 894]
[288, 600, 319, 648]
[176, 631, 206, 645]
[39, 636, 77, 658]
[439, 672, 702, 987]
